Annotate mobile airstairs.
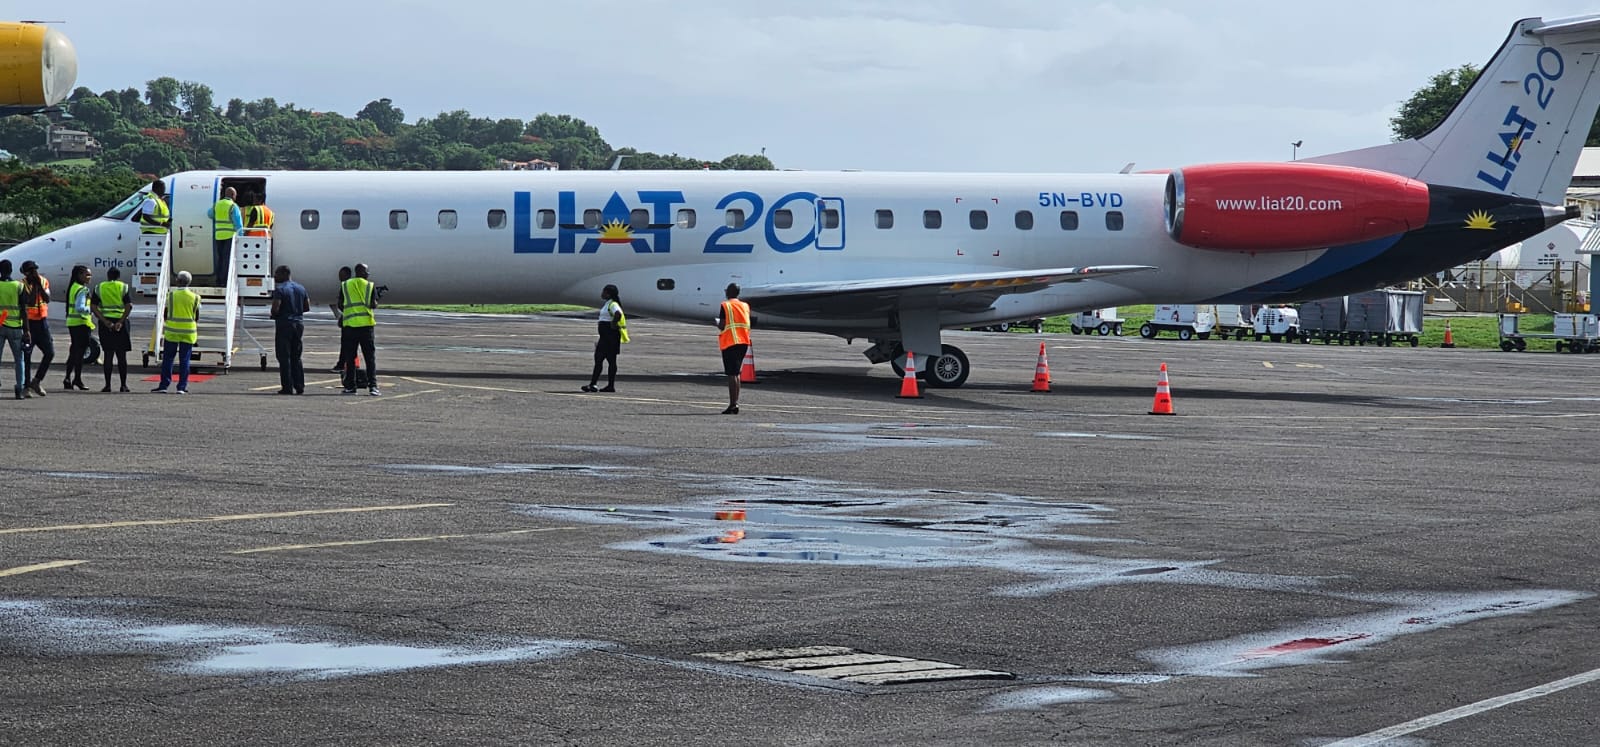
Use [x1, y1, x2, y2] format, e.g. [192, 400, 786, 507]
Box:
[135, 233, 272, 372]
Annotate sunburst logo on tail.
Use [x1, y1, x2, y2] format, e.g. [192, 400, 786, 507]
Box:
[598, 219, 633, 243]
[1464, 210, 1496, 231]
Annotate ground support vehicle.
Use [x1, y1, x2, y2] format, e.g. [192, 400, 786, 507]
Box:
[1252, 306, 1300, 342]
[1139, 305, 1216, 340]
[1070, 308, 1123, 336]
[1498, 313, 1600, 353]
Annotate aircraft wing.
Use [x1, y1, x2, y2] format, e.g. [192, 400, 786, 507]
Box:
[743, 265, 1157, 317]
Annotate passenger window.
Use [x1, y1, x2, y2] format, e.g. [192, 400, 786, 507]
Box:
[969, 210, 988, 230]
[438, 210, 458, 230]
[537, 209, 556, 230]
[773, 209, 793, 230]
[487, 209, 507, 229]
[822, 209, 840, 229]
[875, 209, 893, 229]
[300, 209, 319, 230]
[1106, 211, 1125, 231]
[676, 208, 696, 229]
[1059, 210, 1079, 230]
[726, 208, 746, 229]
[388, 210, 408, 230]
[923, 210, 942, 229]
[629, 208, 650, 229]
[1014, 210, 1034, 230]
[342, 210, 361, 230]
[583, 209, 602, 229]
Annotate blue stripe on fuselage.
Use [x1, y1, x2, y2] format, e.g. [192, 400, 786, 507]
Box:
[1202, 235, 1402, 304]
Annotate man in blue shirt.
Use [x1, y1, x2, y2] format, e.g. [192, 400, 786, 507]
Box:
[269, 265, 310, 394]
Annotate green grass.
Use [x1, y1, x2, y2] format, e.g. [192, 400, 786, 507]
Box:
[386, 304, 589, 313]
[43, 158, 95, 169]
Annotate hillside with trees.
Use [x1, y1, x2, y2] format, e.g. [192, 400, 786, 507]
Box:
[0, 77, 773, 242]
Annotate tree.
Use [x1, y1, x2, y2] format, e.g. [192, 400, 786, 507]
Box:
[70, 97, 120, 133]
[357, 98, 405, 135]
[145, 77, 182, 118]
[0, 116, 46, 156]
[179, 82, 216, 120]
[1393, 64, 1600, 146]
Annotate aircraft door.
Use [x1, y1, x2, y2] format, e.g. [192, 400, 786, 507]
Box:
[816, 197, 845, 250]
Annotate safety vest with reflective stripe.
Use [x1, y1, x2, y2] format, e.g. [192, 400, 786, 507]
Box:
[24, 276, 49, 321]
[66, 282, 94, 329]
[164, 289, 200, 344]
[140, 196, 170, 235]
[244, 204, 275, 236]
[96, 280, 129, 320]
[341, 278, 376, 328]
[0, 279, 23, 328]
[718, 299, 751, 349]
[213, 198, 238, 240]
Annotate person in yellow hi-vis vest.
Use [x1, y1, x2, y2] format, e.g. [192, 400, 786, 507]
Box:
[0, 259, 32, 400]
[716, 282, 752, 415]
[212, 187, 243, 284]
[62, 264, 94, 391]
[243, 195, 275, 237]
[153, 271, 201, 394]
[91, 266, 134, 392]
[339, 263, 379, 396]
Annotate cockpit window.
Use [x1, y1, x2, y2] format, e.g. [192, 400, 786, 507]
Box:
[102, 189, 149, 220]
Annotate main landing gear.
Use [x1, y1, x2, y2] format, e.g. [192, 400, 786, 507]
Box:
[886, 344, 971, 388]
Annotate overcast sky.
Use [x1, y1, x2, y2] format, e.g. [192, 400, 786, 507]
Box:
[41, 1, 1600, 171]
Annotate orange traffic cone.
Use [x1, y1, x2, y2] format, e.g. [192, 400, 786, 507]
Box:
[1442, 321, 1455, 349]
[1149, 362, 1175, 415]
[1031, 341, 1052, 393]
[896, 350, 922, 399]
[739, 345, 758, 383]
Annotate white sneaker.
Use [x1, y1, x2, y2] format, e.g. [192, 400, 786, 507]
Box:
[368, 387, 380, 396]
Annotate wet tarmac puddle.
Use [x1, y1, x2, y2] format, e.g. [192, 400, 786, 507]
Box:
[1137, 589, 1589, 676]
[0, 600, 612, 681]
[517, 474, 1318, 596]
[982, 686, 1117, 711]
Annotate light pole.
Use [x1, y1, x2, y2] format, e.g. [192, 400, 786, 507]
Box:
[1292, 140, 1303, 161]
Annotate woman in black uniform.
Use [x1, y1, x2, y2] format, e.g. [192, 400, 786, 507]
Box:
[582, 284, 624, 393]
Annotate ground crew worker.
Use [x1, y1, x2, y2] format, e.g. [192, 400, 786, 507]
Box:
[270, 265, 310, 395]
[20, 260, 51, 398]
[212, 186, 242, 284]
[92, 266, 133, 392]
[62, 265, 94, 392]
[153, 271, 200, 394]
[0, 260, 32, 400]
[244, 195, 275, 237]
[339, 263, 379, 396]
[139, 181, 171, 237]
[716, 282, 751, 415]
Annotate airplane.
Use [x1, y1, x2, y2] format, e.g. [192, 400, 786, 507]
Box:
[0, 21, 76, 116]
[4, 15, 1596, 387]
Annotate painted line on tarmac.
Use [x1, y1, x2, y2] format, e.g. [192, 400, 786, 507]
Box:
[0, 503, 454, 536]
[228, 526, 577, 555]
[250, 377, 341, 392]
[0, 560, 88, 578]
[1325, 666, 1600, 746]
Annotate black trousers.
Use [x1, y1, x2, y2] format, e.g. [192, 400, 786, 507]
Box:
[276, 320, 305, 393]
[340, 325, 376, 389]
[25, 320, 52, 384]
[64, 325, 93, 385]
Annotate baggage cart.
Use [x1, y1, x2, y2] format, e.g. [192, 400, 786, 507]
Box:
[1296, 297, 1348, 344]
[1344, 290, 1423, 347]
[1498, 313, 1600, 353]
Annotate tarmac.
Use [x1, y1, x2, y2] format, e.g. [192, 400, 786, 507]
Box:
[1, 309, 1597, 746]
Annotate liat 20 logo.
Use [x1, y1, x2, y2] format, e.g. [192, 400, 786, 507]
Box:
[1477, 47, 1563, 192]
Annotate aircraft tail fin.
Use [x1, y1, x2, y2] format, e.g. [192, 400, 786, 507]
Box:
[1310, 15, 1600, 205]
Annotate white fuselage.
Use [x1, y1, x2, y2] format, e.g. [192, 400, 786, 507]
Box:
[11, 170, 1331, 334]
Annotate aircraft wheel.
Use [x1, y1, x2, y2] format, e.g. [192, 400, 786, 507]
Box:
[1139, 323, 1156, 339]
[1097, 323, 1111, 336]
[923, 345, 970, 388]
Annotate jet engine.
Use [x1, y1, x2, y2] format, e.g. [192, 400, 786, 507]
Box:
[1164, 162, 1430, 252]
[0, 22, 77, 109]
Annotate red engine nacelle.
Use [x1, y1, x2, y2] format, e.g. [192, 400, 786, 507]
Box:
[1164, 162, 1430, 252]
